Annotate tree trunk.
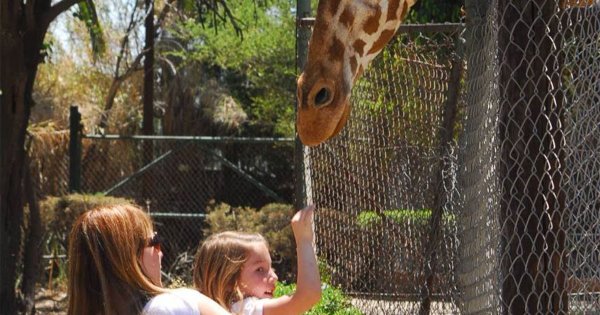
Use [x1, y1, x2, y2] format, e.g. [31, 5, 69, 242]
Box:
[21, 155, 43, 315]
[1, 1, 49, 312]
[498, 0, 567, 313]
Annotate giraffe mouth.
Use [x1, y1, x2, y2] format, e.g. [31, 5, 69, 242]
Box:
[297, 98, 350, 147]
[328, 101, 351, 140]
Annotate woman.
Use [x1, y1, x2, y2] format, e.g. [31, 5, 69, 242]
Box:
[67, 204, 230, 315]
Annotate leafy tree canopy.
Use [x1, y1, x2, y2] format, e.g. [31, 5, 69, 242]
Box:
[164, 0, 297, 136]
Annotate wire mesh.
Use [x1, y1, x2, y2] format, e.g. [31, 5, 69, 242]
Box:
[29, 131, 70, 198]
[308, 25, 464, 314]
[79, 136, 294, 268]
[79, 137, 294, 208]
[27, 134, 294, 282]
[305, 2, 600, 314]
[460, 1, 600, 314]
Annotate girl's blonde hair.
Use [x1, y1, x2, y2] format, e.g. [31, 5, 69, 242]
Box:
[67, 204, 164, 315]
[193, 231, 268, 309]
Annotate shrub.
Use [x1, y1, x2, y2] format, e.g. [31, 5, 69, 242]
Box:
[39, 194, 136, 288]
[274, 282, 363, 315]
[204, 201, 296, 281]
[41, 194, 136, 245]
[318, 208, 457, 294]
[356, 208, 456, 228]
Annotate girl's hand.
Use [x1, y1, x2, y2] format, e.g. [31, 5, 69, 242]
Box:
[290, 205, 315, 244]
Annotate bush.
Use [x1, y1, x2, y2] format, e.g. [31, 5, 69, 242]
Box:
[204, 201, 296, 281]
[275, 282, 363, 315]
[318, 208, 457, 294]
[39, 194, 136, 288]
[41, 194, 136, 245]
[356, 208, 456, 228]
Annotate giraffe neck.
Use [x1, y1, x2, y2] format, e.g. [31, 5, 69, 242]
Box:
[327, 0, 412, 86]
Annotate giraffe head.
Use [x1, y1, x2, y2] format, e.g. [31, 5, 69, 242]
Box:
[297, 0, 416, 146]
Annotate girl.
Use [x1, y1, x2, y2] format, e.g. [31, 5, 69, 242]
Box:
[67, 204, 230, 315]
[193, 205, 321, 315]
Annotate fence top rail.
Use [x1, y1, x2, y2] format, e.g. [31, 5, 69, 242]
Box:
[83, 134, 295, 144]
[297, 19, 464, 33]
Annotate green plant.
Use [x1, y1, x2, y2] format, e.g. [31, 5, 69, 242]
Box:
[274, 282, 363, 315]
[356, 208, 456, 228]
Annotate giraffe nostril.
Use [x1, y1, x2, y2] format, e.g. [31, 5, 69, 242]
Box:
[314, 87, 332, 107]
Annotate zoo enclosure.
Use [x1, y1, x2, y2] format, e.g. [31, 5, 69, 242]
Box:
[300, 1, 600, 314]
[30, 115, 295, 278]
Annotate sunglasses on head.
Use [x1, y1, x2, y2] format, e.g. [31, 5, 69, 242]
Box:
[147, 232, 164, 251]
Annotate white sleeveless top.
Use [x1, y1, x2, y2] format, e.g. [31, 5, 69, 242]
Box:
[230, 297, 265, 315]
[143, 288, 202, 315]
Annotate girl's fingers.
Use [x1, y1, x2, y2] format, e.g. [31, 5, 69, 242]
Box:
[292, 205, 315, 225]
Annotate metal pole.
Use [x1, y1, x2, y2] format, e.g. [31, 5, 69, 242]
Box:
[294, 0, 311, 210]
[69, 106, 82, 192]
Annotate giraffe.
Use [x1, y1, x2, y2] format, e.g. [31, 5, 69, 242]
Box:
[296, 0, 417, 146]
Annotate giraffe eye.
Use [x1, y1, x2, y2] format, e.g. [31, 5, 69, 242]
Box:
[314, 88, 332, 107]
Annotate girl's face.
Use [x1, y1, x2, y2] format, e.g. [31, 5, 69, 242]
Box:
[239, 242, 278, 299]
[141, 232, 163, 286]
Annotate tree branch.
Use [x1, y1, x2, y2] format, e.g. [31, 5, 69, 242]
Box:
[43, 0, 79, 26]
[99, 0, 175, 129]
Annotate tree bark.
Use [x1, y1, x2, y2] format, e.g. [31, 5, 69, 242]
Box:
[498, 0, 567, 313]
[21, 155, 43, 315]
[1, 0, 73, 312]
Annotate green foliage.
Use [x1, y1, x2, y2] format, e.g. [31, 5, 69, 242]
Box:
[164, 0, 296, 136]
[406, 0, 463, 24]
[204, 202, 297, 281]
[356, 209, 456, 228]
[74, 0, 106, 59]
[275, 282, 364, 315]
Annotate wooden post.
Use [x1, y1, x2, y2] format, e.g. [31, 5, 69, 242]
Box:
[69, 106, 82, 192]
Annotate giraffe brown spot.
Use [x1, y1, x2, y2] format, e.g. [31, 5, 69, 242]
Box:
[352, 40, 366, 56]
[367, 29, 396, 55]
[339, 7, 355, 28]
[363, 8, 382, 35]
[329, 37, 345, 60]
[387, 0, 400, 22]
[399, 1, 410, 21]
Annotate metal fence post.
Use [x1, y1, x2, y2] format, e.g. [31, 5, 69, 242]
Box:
[69, 105, 82, 192]
[294, 0, 311, 210]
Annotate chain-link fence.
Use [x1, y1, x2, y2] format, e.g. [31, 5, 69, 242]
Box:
[28, 131, 295, 281]
[306, 24, 464, 314]
[461, 1, 600, 314]
[77, 135, 295, 268]
[303, 2, 600, 314]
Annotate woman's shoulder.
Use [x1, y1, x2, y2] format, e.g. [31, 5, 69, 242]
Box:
[143, 288, 203, 315]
